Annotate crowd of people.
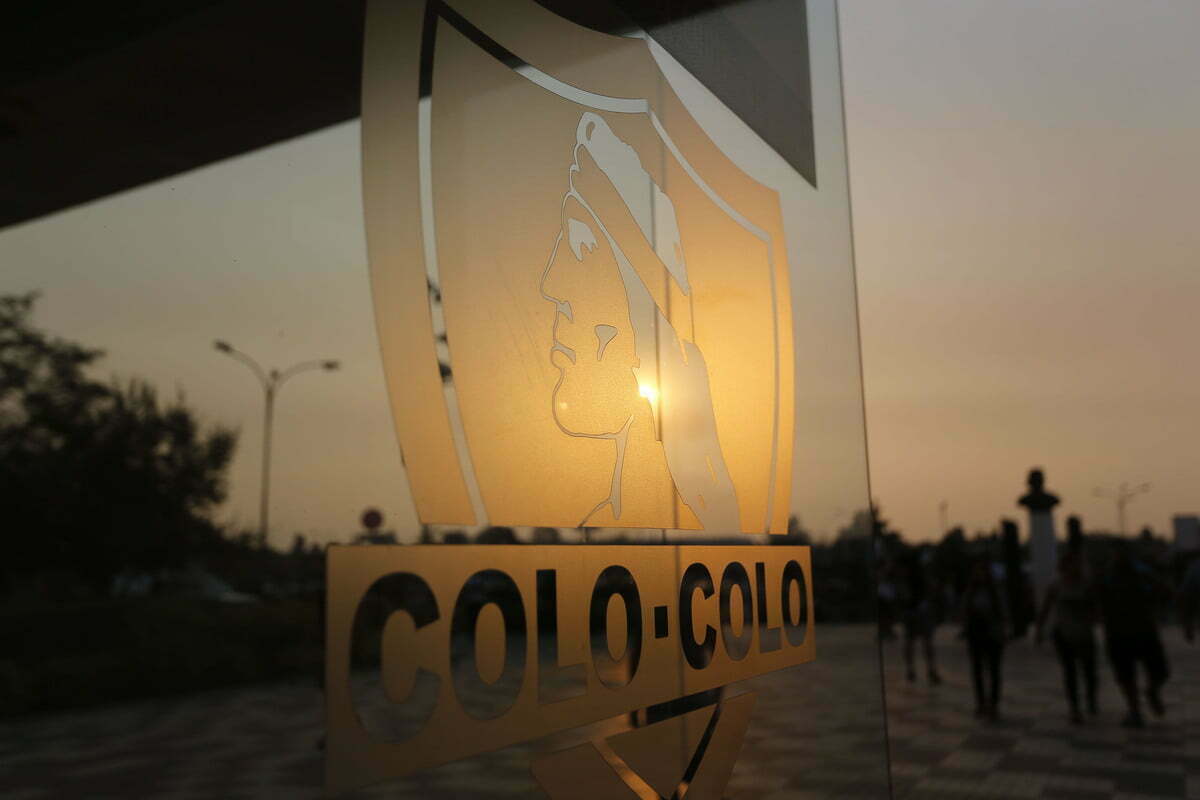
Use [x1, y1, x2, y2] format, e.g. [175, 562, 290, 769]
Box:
[879, 537, 1200, 728]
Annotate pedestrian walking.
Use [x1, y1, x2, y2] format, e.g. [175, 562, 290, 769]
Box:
[1035, 552, 1099, 723]
[901, 553, 942, 684]
[1100, 541, 1169, 728]
[962, 559, 1007, 720]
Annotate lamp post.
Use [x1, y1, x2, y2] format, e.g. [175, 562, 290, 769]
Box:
[1093, 482, 1151, 537]
[214, 340, 339, 548]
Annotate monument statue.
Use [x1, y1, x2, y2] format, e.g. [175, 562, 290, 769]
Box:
[1018, 468, 1059, 604]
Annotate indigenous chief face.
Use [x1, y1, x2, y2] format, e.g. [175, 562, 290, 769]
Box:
[539, 112, 740, 531]
[540, 197, 643, 438]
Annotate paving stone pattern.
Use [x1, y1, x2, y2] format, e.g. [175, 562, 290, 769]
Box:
[883, 627, 1200, 800]
[1, 625, 1195, 798]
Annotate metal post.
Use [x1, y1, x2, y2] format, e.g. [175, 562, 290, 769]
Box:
[260, 379, 275, 549]
[1094, 482, 1151, 537]
[214, 341, 339, 551]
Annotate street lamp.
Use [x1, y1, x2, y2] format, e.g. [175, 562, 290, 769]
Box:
[214, 340, 339, 548]
[1093, 482, 1151, 537]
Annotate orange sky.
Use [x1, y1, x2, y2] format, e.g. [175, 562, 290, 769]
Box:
[842, 0, 1200, 539]
[2, 1, 1197, 545]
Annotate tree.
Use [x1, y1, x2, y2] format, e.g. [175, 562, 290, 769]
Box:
[0, 293, 236, 594]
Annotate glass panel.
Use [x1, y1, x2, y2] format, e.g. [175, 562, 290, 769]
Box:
[371, 3, 797, 534]
[1, 1, 885, 798]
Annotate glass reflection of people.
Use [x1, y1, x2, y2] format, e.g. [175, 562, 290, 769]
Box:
[540, 113, 739, 531]
[961, 559, 1007, 721]
[877, 559, 898, 642]
[1100, 541, 1169, 728]
[900, 554, 941, 685]
[1035, 552, 1098, 724]
[1181, 554, 1200, 644]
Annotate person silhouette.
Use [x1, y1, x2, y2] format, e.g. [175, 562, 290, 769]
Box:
[1100, 540, 1169, 727]
[1035, 552, 1099, 723]
[900, 552, 941, 684]
[961, 558, 1007, 720]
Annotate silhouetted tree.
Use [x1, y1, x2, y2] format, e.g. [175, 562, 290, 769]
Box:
[810, 506, 884, 622]
[0, 293, 236, 594]
[839, 507, 876, 543]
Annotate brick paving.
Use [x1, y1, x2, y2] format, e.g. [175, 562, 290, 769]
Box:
[882, 627, 1200, 800]
[1, 625, 1196, 798]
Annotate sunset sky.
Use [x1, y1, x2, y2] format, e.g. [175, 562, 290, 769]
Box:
[2, 0, 1197, 545]
[841, 0, 1200, 540]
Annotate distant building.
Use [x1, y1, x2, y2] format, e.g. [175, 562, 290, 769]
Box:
[1173, 515, 1200, 552]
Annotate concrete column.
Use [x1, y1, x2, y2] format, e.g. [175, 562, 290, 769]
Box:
[1018, 468, 1060, 605]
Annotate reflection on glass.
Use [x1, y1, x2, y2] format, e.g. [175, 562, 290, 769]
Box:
[340, 0, 879, 794]
[2, 0, 881, 798]
[370, 0, 798, 535]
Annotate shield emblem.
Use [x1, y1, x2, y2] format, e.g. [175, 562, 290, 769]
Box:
[363, 0, 796, 535]
[341, 2, 819, 796]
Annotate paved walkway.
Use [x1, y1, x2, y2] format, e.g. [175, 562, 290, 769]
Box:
[1, 626, 1196, 798]
[882, 627, 1200, 800]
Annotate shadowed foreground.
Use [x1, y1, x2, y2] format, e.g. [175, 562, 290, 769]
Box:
[0, 625, 887, 799]
[3, 625, 1195, 798]
[884, 627, 1200, 800]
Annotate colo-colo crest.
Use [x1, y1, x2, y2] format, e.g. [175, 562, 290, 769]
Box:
[329, 1, 818, 797]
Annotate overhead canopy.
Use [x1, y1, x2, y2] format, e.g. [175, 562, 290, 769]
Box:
[1, 0, 366, 230]
[1, 0, 811, 230]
